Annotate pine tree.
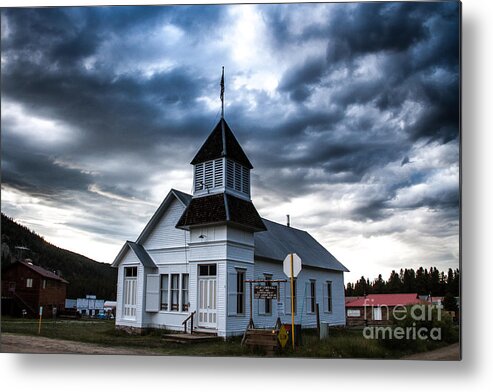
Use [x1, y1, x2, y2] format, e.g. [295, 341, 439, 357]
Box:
[387, 270, 402, 293]
[442, 292, 458, 312]
[373, 274, 386, 293]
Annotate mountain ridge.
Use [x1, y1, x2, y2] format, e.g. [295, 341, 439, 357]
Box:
[1, 213, 117, 300]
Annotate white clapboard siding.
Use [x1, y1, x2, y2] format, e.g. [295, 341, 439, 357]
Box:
[189, 243, 227, 262]
[226, 243, 254, 263]
[225, 261, 254, 336]
[252, 260, 346, 329]
[115, 250, 145, 328]
[147, 248, 190, 265]
[142, 198, 188, 250]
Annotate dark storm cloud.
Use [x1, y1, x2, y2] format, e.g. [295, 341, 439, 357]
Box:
[278, 56, 327, 102]
[1, 126, 94, 197]
[1, 2, 460, 238]
[271, 2, 460, 143]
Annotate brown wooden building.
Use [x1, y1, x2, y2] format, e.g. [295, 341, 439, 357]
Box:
[1, 260, 69, 317]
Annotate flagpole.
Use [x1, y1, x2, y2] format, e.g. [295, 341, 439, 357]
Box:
[220, 66, 225, 118]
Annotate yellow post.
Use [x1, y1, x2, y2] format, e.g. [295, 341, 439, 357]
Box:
[290, 253, 295, 350]
[38, 306, 43, 335]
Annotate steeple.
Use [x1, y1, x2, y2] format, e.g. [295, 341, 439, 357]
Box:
[190, 118, 252, 199]
[190, 118, 253, 169]
[175, 69, 265, 232]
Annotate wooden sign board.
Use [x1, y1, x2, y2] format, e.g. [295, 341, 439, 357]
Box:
[254, 285, 277, 299]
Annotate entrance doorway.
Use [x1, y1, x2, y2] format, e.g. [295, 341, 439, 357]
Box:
[197, 264, 217, 329]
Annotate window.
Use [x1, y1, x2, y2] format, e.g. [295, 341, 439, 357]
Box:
[373, 307, 383, 321]
[347, 309, 361, 317]
[236, 269, 245, 315]
[199, 264, 216, 276]
[286, 279, 297, 314]
[181, 274, 189, 312]
[307, 280, 316, 313]
[42, 279, 47, 289]
[26, 278, 33, 288]
[158, 273, 189, 312]
[324, 281, 333, 313]
[160, 275, 169, 311]
[123, 267, 137, 320]
[264, 274, 272, 315]
[170, 274, 180, 311]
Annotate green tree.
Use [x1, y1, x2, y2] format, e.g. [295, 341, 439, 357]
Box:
[442, 292, 458, 312]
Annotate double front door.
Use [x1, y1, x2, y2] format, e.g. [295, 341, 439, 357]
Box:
[198, 276, 217, 328]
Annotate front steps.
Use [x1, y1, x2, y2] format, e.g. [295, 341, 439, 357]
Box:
[161, 331, 221, 344]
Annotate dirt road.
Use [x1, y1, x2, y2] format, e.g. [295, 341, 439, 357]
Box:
[2, 333, 461, 359]
[1, 333, 158, 355]
[402, 343, 461, 360]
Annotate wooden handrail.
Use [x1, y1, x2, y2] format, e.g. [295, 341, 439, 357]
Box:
[182, 310, 196, 334]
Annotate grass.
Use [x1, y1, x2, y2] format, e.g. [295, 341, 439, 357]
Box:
[0, 317, 458, 358]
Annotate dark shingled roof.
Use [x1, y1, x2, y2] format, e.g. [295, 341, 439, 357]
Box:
[176, 193, 266, 232]
[127, 241, 156, 268]
[254, 219, 349, 272]
[190, 118, 253, 169]
[18, 260, 69, 284]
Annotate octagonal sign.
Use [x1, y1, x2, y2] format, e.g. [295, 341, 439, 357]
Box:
[283, 253, 302, 278]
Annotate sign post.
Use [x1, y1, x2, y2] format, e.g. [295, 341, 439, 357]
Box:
[290, 254, 295, 350]
[283, 253, 302, 350]
[38, 306, 43, 335]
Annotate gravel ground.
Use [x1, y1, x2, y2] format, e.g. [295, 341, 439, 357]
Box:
[401, 343, 461, 360]
[1, 333, 158, 355]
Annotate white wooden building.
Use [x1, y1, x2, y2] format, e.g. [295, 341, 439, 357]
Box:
[112, 117, 348, 337]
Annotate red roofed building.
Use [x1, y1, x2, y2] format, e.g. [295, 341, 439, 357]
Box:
[345, 293, 424, 326]
[1, 260, 69, 317]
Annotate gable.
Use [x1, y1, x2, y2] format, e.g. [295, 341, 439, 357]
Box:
[134, 189, 191, 246]
[141, 197, 188, 249]
[111, 241, 156, 268]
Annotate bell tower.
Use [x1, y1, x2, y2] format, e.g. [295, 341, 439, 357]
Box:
[191, 118, 252, 201]
[176, 117, 264, 232]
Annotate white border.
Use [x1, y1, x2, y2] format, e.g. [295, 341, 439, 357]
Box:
[2, 0, 493, 391]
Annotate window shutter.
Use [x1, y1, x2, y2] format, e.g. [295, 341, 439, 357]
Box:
[242, 167, 250, 195]
[226, 160, 234, 188]
[194, 163, 204, 192]
[227, 272, 237, 316]
[205, 161, 214, 189]
[214, 159, 223, 187]
[285, 282, 291, 315]
[145, 274, 160, 312]
[323, 282, 329, 313]
[305, 282, 311, 313]
[234, 162, 242, 191]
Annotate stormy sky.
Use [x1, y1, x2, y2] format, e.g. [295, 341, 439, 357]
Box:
[1, 2, 460, 282]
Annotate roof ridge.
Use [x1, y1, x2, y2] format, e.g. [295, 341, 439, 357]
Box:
[260, 217, 308, 233]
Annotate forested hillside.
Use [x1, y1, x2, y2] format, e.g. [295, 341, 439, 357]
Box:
[1, 213, 117, 300]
